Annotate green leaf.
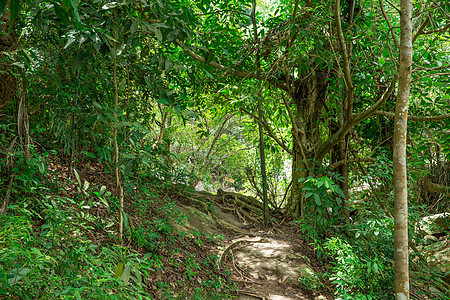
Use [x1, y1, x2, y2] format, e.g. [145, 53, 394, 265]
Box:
[83, 180, 90, 191]
[373, 262, 379, 273]
[335, 188, 345, 198]
[8, 0, 19, 34]
[167, 29, 178, 42]
[100, 185, 106, 195]
[155, 28, 163, 41]
[305, 192, 313, 199]
[54, 4, 69, 23]
[85, 151, 96, 158]
[114, 263, 124, 279]
[123, 211, 131, 231]
[157, 97, 172, 105]
[64, 38, 76, 49]
[31, 248, 43, 256]
[141, 45, 150, 58]
[11, 62, 24, 68]
[62, 0, 71, 12]
[125, 159, 133, 175]
[131, 21, 138, 34]
[73, 169, 81, 186]
[102, 2, 118, 10]
[0, 0, 7, 15]
[123, 264, 131, 284]
[123, 154, 136, 159]
[99, 196, 109, 212]
[7, 268, 31, 285]
[114, 121, 131, 128]
[93, 101, 103, 110]
[203, 69, 214, 79]
[165, 59, 173, 72]
[313, 194, 321, 206]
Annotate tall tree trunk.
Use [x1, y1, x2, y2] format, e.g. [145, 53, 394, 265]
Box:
[288, 74, 327, 217]
[0, 0, 17, 113]
[252, 0, 270, 226]
[113, 40, 124, 242]
[394, 0, 412, 298]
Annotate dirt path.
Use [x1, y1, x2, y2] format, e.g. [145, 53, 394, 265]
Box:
[219, 230, 327, 300]
[175, 200, 328, 299]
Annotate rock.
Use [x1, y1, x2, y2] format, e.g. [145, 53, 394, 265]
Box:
[314, 296, 328, 300]
[295, 264, 320, 290]
[173, 205, 219, 237]
[425, 240, 450, 284]
[417, 213, 450, 236]
[194, 181, 205, 191]
[216, 218, 249, 235]
[424, 235, 439, 244]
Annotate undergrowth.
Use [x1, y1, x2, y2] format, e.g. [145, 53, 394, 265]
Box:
[0, 149, 237, 299]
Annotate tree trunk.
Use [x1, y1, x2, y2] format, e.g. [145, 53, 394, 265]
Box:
[287, 74, 328, 217]
[0, 0, 17, 113]
[394, 0, 412, 298]
[252, 0, 270, 226]
[113, 38, 124, 242]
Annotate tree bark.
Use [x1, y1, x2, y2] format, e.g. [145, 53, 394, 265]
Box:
[394, 0, 412, 298]
[113, 33, 124, 242]
[287, 74, 327, 217]
[0, 0, 17, 113]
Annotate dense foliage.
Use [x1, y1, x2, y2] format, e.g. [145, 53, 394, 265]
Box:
[0, 0, 449, 299]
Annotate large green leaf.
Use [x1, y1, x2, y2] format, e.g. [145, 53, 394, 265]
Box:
[54, 3, 69, 23]
[0, 0, 8, 15]
[8, 0, 19, 34]
[114, 263, 124, 279]
[122, 264, 131, 285]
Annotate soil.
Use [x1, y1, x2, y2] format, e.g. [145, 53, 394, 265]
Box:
[214, 226, 332, 300]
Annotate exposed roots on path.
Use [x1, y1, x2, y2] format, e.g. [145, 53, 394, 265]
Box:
[183, 188, 265, 225]
[217, 237, 262, 268]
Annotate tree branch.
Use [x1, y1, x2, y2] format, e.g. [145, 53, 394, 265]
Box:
[373, 110, 450, 121]
[241, 107, 292, 155]
[412, 15, 431, 43]
[335, 0, 354, 120]
[281, 93, 307, 163]
[174, 40, 290, 93]
[198, 114, 234, 174]
[422, 177, 450, 194]
[379, 0, 400, 49]
[329, 157, 376, 169]
[423, 23, 450, 35]
[315, 75, 398, 161]
[353, 75, 398, 124]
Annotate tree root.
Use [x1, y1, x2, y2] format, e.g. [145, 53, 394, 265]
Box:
[231, 250, 263, 285]
[180, 188, 265, 225]
[217, 237, 262, 269]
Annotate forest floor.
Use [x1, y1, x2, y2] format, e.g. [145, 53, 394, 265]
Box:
[43, 156, 332, 299]
[171, 189, 332, 299]
[217, 228, 329, 300]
